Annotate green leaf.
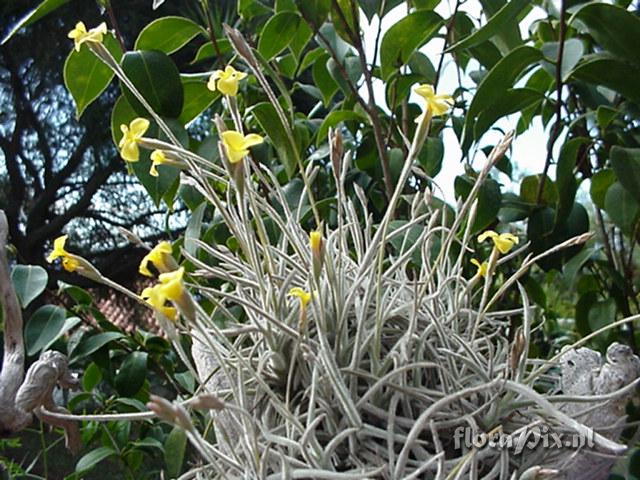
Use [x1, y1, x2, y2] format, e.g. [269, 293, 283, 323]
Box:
[115, 351, 148, 397]
[418, 136, 445, 177]
[596, 105, 618, 130]
[190, 39, 232, 63]
[331, 0, 360, 46]
[135, 16, 206, 54]
[258, 12, 301, 60]
[455, 175, 502, 232]
[70, 331, 125, 362]
[573, 3, 640, 67]
[251, 102, 299, 178]
[408, 51, 436, 84]
[473, 87, 543, 141]
[121, 50, 184, 118]
[520, 174, 558, 206]
[605, 182, 640, 233]
[499, 192, 532, 222]
[11, 265, 47, 308]
[297, 0, 331, 27]
[556, 137, 588, 223]
[165, 426, 187, 478]
[58, 282, 93, 306]
[590, 168, 616, 209]
[588, 298, 617, 333]
[610, 146, 640, 204]
[179, 79, 219, 125]
[2, 0, 70, 45]
[478, 0, 524, 53]
[63, 33, 122, 118]
[83, 362, 102, 392]
[312, 55, 339, 105]
[541, 38, 585, 82]
[462, 46, 543, 151]
[380, 10, 443, 80]
[447, 0, 530, 52]
[569, 54, 640, 105]
[25, 305, 66, 356]
[316, 110, 367, 145]
[76, 447, 117, 473]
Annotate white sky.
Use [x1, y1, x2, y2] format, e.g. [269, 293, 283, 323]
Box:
[361, 1, 552, 201]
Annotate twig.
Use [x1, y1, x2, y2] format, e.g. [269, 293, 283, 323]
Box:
[536, 0, 566, 204]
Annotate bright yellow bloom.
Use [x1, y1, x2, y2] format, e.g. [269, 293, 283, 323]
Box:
[139, 241, 174, 277]
[207, 65, 248, 96]
[118, 118, 150, 162]
[68, 21, 107, 52]
[470, 258, 488, 278]
[141, 285, 177, 321]
[310, 230, 323, 255]
[289, 287, 312, 309]
[149, 150, 168, 177]
[47, 235, 80, 272]
[478, 230, 519, 254]
[158, 267, 185, 302]
[414, 84, 454, 117]
[220, 130, 263, 164]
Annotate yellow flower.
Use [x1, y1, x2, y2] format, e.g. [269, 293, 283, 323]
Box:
[150, 150, 168, 177]
[220, 130, 264, 164]
[139, 241, 174, 277]
[118, 118, 150, 162]
[289, 287, 312, 309]
[207, 65, 248, 96]
[141, 285, 177, 321]
[46, 235, 80, 272]
[68, 21, 107, 52]
[414, 84, 454, 117]
[478, 230, 519, 254]
[310, 230, 323, 255]
[158, 267, 185, 302]
[470, 258, 488, 278]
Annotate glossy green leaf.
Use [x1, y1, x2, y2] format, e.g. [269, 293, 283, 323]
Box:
[520, 174, 558, 206]
[478, 0, 524, 53]
[115, 351, 148, 397]
[11, 265, 47, 308]
[70, 331, 125, 362]
[316, 110, 367, 145]
[380, 10, 443, 80]
[179, 79, 219, 125]
[473, 88, 543, 141]
[610, 146, 640, 204]
[259, 12, 302, 61]
[327, 57, 362, 96]
[499, 192, 532, 222]
[76, 447, 117, 473]
[573, 3, 640, 67]
[418, 136, 445, 177]
[251, 102, 298, 178]
[297, 0, 331, 27]
[63, 33, 122, 118]
[605, 181, 640, 232]
[331, 0, 360, 46]
[590, 168, 616, 209]
[165, 427, 187, 478]
[135, 16, 205, 54]
[2, 0, 70, 44]
[588, 298, 616, 333]
[463, 46, 543, 151]
[121, 50, 184, 118]
[556, 137, 588, 223]
[25, 305, 66, 356]
[455, 175, 502, 233]
[596, 105, 618, 130]
[541, 38, 585, 82]
[447, 0, 530, 52]
[569, 54, 640, 105]
[83, 362, 102, 392]
[190, 39, 232, 63]
[312, 55, 339, 105]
